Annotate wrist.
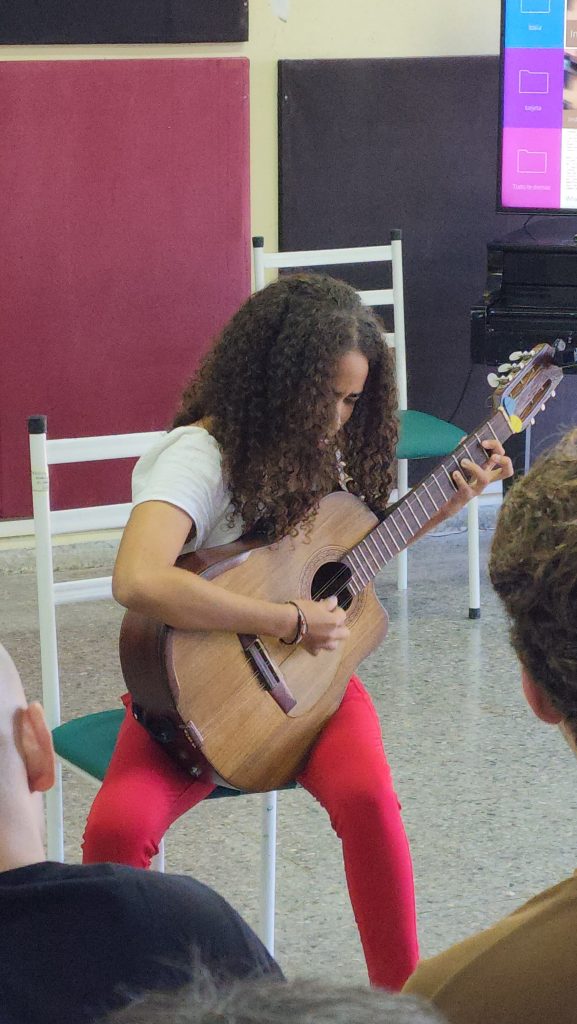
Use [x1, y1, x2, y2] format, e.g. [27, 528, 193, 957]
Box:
[279, 601, 308, 646]
[273, 601, 299, 642]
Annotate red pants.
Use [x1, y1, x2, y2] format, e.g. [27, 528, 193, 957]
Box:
[82, 676, 418, 990]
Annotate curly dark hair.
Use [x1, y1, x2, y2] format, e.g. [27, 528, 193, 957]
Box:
[489, 429, 577, 737]
[172, 273, 399, 542]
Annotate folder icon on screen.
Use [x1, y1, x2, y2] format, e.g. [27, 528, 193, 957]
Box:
[517, 149, 548, 173]
[520, 0, 551, 12]
[519, 70, 550, 94]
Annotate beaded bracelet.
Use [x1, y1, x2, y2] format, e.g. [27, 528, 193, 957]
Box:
[279, 600, 309, 646]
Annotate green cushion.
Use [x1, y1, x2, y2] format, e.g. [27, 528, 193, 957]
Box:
[53, 710, 123, 782]
[397, 409, 466, 460]
[52, 710, 296, 797]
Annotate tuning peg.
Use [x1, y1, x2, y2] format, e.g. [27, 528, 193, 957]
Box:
[541, 404, 546, 411]
[487, 372, 500, 388]
[552, 390, 556, 398]
[509, 351, 523, 361]
[498, 363, 513, 373]
[531, 418, 536, 425]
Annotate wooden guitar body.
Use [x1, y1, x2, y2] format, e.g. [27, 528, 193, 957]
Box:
[120, 491, 389, 791]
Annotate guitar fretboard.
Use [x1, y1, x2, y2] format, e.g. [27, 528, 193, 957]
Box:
[342, 410, 510, 595]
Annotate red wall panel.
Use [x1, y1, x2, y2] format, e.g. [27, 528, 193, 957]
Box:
[0, 58, 250, 517]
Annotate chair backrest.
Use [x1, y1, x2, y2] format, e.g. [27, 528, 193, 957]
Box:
[251, 232, 407, 411]
[28, 414, 165, 735]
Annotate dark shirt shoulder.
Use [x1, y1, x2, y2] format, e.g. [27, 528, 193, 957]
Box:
[0, 861, 281, 1024]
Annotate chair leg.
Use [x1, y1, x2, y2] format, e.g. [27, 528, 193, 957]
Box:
[151, 837, 166, 873]
[467, 497, 481, 619]
[45, 762, 65, 861]
[259, 791, 277, 956]
[397, 458, 408, 591]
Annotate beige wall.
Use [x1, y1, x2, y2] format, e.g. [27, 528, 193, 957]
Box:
[0, 0, 502, 251]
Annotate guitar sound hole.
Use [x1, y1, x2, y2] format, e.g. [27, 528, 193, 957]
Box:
[311, 561, 353, 611]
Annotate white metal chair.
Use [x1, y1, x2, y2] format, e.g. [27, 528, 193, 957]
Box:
[28, 414, 284, 954]
[252, 232, 481, 618]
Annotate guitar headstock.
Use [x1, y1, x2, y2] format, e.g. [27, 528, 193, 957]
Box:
[487, 344, 563, 432]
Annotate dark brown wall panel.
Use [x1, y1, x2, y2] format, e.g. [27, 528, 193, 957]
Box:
[278, 57, 547, 446]
[0, 58, 250, 518]
[0, 1, 248, 44]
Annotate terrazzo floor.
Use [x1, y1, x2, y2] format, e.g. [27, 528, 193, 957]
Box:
[2, 521, 575, 983]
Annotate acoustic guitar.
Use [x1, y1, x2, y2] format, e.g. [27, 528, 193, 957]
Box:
[120, 345, 563, 791]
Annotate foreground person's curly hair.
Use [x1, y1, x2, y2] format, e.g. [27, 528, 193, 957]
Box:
[489, 429, 577, 737]
[173, 274, 398, 542]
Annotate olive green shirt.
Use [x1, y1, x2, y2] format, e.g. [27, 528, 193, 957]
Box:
[404, 874, 577, 1024]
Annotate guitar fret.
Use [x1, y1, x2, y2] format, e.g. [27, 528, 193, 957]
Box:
[441, 464, 457, 489]
[431, 474, 447, 500]
[363, 539, 381, 573]
[357, 549, 375, 583]
[382, 520, 401, 551]
[461, 441, 473, 460]
[404, 497, 422, 529]
[398, 505, 417, 536]
[372, 532, 389, 561]
[348, 548, 370, 586]
[354, 550, 372, 585]
[368, 534, 386, 569]
[487, 421, 499, 442]
[376, 528, 394, 559]
[389, 515, 409, 546]
[345, 563, 362, 594]
[422, 482, 439, 511]
[414, 490, 428, 517]
[346, 550, 357, 570]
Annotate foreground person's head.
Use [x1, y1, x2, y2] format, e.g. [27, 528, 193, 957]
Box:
[103, 975, 446, 1024]
[489, 429, 577, 748]
[0, 644, 54, 872]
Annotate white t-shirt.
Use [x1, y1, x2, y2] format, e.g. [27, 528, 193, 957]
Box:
[132, 426, 244, 554]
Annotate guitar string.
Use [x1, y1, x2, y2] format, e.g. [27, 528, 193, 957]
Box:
[292, 469, 458, 607]
[296, 417, 509, 607]
[288, 480, 447, 608]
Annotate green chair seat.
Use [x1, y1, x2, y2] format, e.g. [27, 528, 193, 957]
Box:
[53, 711, 123, 782]
[397, 409, 465, 461]
[52, 710, 295, 797]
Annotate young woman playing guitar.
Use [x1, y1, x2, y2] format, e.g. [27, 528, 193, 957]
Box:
[82, 274, 512, 989]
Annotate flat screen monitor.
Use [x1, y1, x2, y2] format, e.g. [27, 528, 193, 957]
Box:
[499, 0, 577, 212]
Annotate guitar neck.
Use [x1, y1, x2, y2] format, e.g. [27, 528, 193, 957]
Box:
[343, 409, 511, 593]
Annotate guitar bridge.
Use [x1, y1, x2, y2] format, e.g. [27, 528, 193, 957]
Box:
[238, 634, 297, 713]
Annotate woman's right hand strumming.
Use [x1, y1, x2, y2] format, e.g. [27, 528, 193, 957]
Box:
[281, 596, 350, 656]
